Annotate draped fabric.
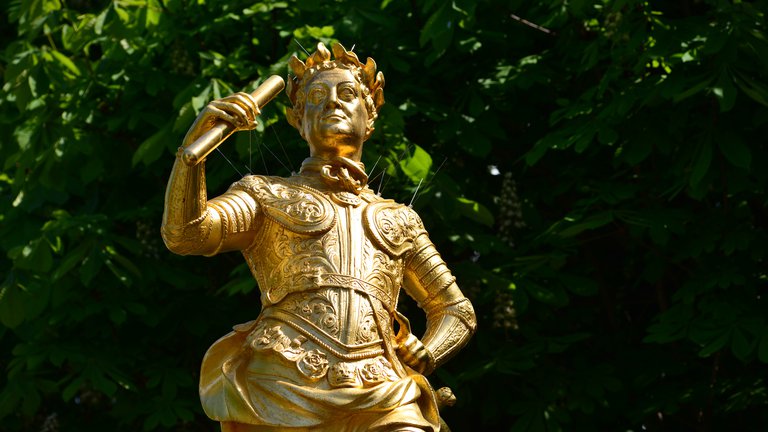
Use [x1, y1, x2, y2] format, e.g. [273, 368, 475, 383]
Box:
[199, 321, 440, 431]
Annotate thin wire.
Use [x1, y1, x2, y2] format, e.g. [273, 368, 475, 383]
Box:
[294, 39, 311, 56]
[350, 44, 356, 51]
[248, 129, 253, 173]
[271, 126, 295, 173]
[510, 13, 556, 35]
[367, 155, 382, 177]
[367, 155, 386, 191]
[256, 132, 269, 175]
[408, 178, 424, 207]
[216, 148, 244, 177]
[261, 136, 293, 174]
[422, 156, 448, 190]
[408, 156, 448, 207]
[379, 143, 412, 196]
[368, 169, 385, 186]
[368, 153, 389, 185]
[377, 170, 386, 196]
[410, 156, 448, 207]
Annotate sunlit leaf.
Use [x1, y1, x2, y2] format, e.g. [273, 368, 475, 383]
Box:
[399, 144, 432, 182]
[456, 197, 494, 226]
[51, 50, 81, 76]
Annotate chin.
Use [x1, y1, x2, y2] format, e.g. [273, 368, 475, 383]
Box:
[321, 123, 353, 135]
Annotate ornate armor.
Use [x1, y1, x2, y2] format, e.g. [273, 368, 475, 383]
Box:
[162, 156, 476, 431]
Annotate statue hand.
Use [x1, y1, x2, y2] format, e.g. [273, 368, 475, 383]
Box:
[183, 92, 260, 146]
[395, 333, 436, 375]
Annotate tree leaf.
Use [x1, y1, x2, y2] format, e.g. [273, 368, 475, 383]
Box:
[733, 71, 768, 107]
[52, 241, 91, 281]
[12, 239, 53, 272]
[713, 72, 737, 112]
[758, 329, 768, 363]
[559, 275, 599, 296]
[672, 76, 714, 103]
[523, 281, 569, 307]
[689, 139, 712, 187]
[132, 124, 172, 167]
[399, 144, 432, 182]
[525, 131, 568, 165]
[456, 197, 494, 226]
[731, 327, 753, 361]
[0, 284, 26, 328]
[717, 135, 751, 170]
[51, 50, 81, 76]
[698, 331, 729, 357]
[558, 212, 613, 237]
[62, 376, 85, 402]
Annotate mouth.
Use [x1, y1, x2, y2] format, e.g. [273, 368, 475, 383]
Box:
[322, 113, 347, 121]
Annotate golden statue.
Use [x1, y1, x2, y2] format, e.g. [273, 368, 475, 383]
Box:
[161, 42, 476, 432]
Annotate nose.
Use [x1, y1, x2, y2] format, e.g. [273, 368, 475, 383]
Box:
[325, 88, 341, 109]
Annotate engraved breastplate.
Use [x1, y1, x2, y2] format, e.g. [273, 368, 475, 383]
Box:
[238, 175, 417, 353]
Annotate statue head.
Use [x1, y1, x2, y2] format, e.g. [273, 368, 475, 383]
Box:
[287, 42, 385, 160]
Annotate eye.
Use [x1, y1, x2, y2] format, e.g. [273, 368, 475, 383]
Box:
[308, 87, 326, 104]
[338, 86, 356, 102]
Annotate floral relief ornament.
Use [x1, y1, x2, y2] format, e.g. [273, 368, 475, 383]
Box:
[298, 349, 330, 380]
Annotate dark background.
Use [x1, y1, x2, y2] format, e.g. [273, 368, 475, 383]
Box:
[1, 0, 767, 430]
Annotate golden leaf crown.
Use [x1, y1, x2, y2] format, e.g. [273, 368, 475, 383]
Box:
[286, 42, 385, 135]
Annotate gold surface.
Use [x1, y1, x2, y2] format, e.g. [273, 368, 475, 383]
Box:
[182, 75, 285, 166]
[162, 42, 476, 432]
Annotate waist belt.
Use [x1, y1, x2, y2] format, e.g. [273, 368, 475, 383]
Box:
[265, 273, 395, 311]
[260, 307, 385, 361]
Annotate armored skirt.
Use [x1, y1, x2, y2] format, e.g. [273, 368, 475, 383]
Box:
[199, 310, 440, 432]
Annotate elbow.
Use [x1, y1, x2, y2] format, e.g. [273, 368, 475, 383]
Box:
[462, 298, 478, 335]
[160, 223, 196, 256]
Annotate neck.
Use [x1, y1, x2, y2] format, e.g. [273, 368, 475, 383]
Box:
[307, 137, 365, 162]
[309, 148, 363, 162]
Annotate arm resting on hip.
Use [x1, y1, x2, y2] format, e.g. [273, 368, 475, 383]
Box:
[402, 233, 477, 369]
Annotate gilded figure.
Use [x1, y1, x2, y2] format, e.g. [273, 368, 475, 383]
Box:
[162, 42, 476, 432]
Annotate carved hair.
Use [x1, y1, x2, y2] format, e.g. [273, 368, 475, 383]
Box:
[286, 42, 385, 136]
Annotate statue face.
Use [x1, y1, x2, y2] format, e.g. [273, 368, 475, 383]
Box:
[301, 68, 369, 159]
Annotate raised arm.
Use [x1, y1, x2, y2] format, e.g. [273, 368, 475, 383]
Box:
[161, 93, 262, 256]
[400, 227, 477, 374]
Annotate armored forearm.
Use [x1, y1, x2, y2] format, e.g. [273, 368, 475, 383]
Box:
[161, 155, 260, 256]
[403, 234, 477, 368]
[420, 294, 476, 367]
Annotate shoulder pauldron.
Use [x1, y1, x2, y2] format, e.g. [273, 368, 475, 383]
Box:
[231, 175, 335, 234]
[364, 200, 426, 258]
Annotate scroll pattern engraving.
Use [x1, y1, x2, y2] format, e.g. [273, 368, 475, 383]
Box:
[354, 299, 378, 344]
[365, 250, 401, 302]
[364, 202, 426, 257]
[282, 291, 341, 336]
[424, 319, 465, 365]
[233, 176, 335, 234]
[247, 323, 330, 381]
[266, 226, 337, 303]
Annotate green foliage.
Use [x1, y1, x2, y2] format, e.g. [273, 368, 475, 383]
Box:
[1, 0, 767, 430]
